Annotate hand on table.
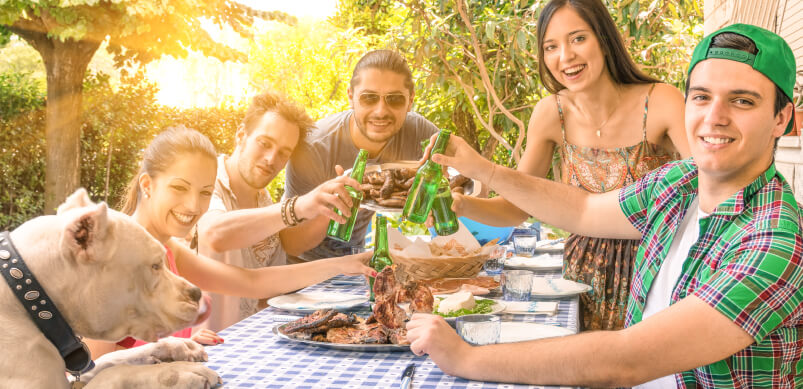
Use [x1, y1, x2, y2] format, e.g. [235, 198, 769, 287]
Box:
[191, 329, 224, 346]
[406, 313, 472, 377]
[295, 165, 361, 223]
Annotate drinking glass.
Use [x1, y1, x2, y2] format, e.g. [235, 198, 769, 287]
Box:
[502, 270, 533, 301]
[455, 314, 501, 346]
[512, 234, 538, 257]
[482, 245, 507, 275]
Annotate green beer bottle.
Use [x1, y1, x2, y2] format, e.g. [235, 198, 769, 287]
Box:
[402, 129, 451, 223]
[368, 214, 393, 302]
[432, 176, 458, 236]
[326, 149, 368, 242]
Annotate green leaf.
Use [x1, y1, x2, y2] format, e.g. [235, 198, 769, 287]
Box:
[516, 29, 526, 50]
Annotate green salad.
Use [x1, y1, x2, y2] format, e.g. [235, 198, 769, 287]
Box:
[433, 297, 496, 318]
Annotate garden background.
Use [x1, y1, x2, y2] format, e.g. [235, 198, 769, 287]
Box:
[0, 0, 702, 231]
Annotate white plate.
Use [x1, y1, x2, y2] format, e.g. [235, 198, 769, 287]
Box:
[530, 278, 592, 298]
[534, 239, 565, 254]
[267, 292, 368, 313]
[500, 322, 574, 343]
[430, 295, 505, 322]
[505, 253, 562, 270]
[500, 301, 559, 315]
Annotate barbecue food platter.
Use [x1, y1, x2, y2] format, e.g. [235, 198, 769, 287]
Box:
[272, 322, 410, 352]
[352, 161, 479, 213]
[272, 266, 431, 352]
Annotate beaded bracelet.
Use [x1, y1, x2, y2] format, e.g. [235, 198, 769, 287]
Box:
[288, 195, 303, 225]
[279, 197, 293, 227]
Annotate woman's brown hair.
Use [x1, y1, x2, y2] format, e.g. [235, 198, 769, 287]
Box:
[119, 125, 218, 215]
[536, 0, 658, 94]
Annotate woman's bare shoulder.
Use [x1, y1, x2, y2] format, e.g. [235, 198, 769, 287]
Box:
[527, 94, 562, 141]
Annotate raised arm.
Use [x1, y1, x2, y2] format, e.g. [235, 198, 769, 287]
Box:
[169, 240, 373, 299]
[198, 169, 359, 254]
[433, 133, 640, 240]
[456, 96, 562, 227]
[407, 295, 753, 387]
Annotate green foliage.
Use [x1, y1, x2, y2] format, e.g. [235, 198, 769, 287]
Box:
[0, 70, 245, 230]
[0, 71, 46, 229]
[1, 0, 296, 67]
[247, 20, 372, 120]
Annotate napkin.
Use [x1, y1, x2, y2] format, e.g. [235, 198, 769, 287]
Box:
[501, 301, 559, 315]
[389, 220, 494, 259]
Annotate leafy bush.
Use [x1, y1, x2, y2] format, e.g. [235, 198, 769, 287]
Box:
[0, 71, 247, 230]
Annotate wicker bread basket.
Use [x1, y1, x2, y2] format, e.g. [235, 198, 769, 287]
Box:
[390, 251, 489, 284]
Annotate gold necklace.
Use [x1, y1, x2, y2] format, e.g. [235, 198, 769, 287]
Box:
[591, 102, 617, 137]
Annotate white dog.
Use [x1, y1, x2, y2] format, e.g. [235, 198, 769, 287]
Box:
[0, 189, 220, 388]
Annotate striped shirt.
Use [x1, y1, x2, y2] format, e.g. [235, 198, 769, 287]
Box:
[619, 159, 803, 388]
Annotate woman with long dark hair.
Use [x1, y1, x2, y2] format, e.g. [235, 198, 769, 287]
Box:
[453, 0, 689, 330]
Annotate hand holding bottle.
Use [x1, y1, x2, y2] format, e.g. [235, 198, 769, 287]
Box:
[295, 165, 361, 223]
[338, 250, 375, 277]
[422, 133, 495, 186]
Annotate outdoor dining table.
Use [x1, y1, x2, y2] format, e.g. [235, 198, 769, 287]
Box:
[205, 253, 578, 389]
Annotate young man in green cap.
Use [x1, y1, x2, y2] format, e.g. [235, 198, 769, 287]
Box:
[405, 24, 803, 388]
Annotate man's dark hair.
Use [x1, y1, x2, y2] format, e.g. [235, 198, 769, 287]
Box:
[350, 50, 414, 95]
[536, 0, 658, 94]
[241, 90, 314, 145]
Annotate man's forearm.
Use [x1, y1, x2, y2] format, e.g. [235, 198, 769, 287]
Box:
[487, 165, 639, 239]
[198, 206, 284, 253]
[279, 215, 329, 256]
[461, 196, 530, 227]
[459, 330, 641, 387]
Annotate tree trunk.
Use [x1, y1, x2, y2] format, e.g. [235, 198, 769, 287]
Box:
[17, 30, 99, 213]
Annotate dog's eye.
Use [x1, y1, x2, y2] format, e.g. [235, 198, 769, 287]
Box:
[152, 263, 161, 271]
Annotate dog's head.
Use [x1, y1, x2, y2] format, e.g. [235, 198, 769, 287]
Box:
[11, 189, 202, 342]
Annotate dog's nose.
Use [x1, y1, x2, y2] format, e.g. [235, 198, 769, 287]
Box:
[186, 286, 202, 303]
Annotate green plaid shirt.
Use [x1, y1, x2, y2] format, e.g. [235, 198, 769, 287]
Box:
[619, 159, 803, 388]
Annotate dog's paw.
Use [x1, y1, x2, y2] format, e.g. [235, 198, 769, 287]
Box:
[153, 362, 222, 388]
[146, 336, 208, 363]
[85, 362, 221, 389]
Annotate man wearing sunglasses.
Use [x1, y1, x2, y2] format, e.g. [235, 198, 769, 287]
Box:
[282, 49, 438, 262]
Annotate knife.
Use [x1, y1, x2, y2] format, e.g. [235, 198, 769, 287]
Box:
[400, 363, 415, 389]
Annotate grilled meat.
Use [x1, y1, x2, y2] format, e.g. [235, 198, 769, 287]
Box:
[280, 309, 338, 334]
[373, 296, 407, 329]
[326, 322, 389, 344]
[409, 282, 434, 314]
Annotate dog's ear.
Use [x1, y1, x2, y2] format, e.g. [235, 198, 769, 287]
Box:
[61, 202, 110, 263]
[57, 188, 93, 215]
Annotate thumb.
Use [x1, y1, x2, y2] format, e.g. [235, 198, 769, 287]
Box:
[431, 153, 453, 167]
[335, 164, 345, 176]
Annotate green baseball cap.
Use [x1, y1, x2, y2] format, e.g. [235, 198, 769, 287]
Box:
[688, 23, 797, 134]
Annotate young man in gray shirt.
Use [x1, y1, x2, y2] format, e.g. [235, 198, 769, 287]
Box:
[282, 50, 438, 262]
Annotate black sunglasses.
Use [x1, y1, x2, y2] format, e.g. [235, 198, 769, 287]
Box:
[358, 92, 408, 109]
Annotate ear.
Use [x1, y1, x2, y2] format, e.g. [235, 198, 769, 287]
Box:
[61, 202, 110, 263]
[139, 173, 153, 200]
[347, 87, 355, 108]
[234, 125, 247, 148]
[407, 90, 415, 112]
[57, 188, 92, 215]
[773, 101, 794, 138]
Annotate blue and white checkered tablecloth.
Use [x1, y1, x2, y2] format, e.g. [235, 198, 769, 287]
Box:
[206, 264, 578, 389]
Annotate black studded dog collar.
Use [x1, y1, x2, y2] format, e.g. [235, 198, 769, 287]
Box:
[0, 231, 93, 375]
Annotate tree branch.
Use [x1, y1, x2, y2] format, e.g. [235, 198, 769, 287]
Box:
[455, 0, 524, 162]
